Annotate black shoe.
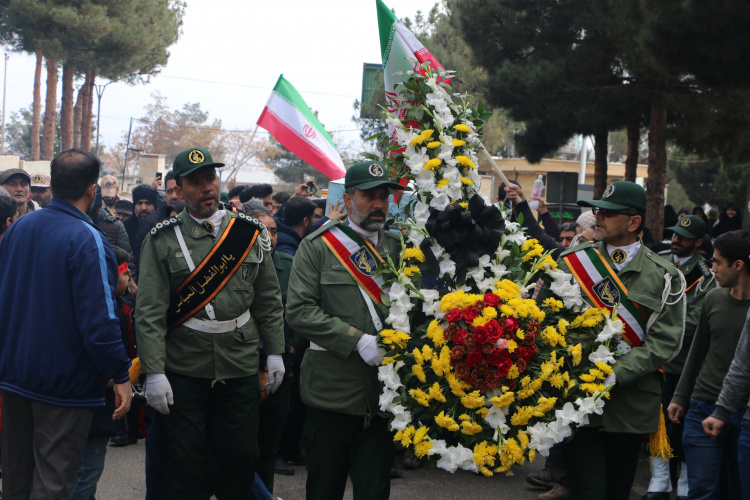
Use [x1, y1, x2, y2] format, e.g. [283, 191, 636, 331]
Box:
[526, 468, 555, 489]
[642, 493, 670, 500]
[274, 459, 295, 476]
[109, 436, 137, 447]
[282, 452, 305, 466]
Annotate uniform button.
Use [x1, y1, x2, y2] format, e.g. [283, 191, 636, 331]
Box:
[646, 253, 652, 256]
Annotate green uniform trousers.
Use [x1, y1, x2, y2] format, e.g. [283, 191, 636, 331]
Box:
[257, 354, 293, 493]
[164, 371, 260, 500]
[564, 427, 646, 500]
[304, 407, 393, 500]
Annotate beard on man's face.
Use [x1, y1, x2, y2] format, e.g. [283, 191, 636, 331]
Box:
[349, 205, 386, 231]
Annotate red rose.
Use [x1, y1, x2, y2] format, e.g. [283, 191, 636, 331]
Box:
[445, 308, 463, 323]
[518, 346, 534, 362]
[496, 357, 513, 378]
[502, 317, 519, 333]
[465, 350, 483, 366]
[488, 349, 511, 367]
[462, 307, 480, 321]
[486, 320, 502, 340]
[484, 293, 500, 307]
[453, 329, 468, 345]
[474, 326, 489, 344]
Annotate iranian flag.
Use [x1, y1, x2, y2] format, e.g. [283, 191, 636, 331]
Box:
[257, 75, 346, 180]
[376, 0, 446, 128]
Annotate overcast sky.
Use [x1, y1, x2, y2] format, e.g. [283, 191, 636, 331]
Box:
[2, 0, 439, 153]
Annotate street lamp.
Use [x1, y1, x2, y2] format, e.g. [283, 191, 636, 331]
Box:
[94, 80, 114, 154]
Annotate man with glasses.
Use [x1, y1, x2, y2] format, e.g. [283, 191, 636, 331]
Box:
[544, 181, 685, 500]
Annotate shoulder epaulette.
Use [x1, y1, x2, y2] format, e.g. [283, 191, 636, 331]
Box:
[232, 210, 265, 231]
[657, 249, 671, 256]
[697, 260, 713, 279]
[646, 250, 679, 275]
[308, 219, 342, 240]
[559, 240, 595, 258]
[149, 217, 181, 237]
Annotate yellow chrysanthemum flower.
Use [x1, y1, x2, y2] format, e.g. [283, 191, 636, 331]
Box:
[482, 307, 498, 320]
[453, 123, 471, 133]
[568, 343, 582, 366]
[557, 319, 569, 335]
[412, 347, 424, 365]
[409, 388, 431, 407]
[412, 364, 426, 383]
[510, 406, 534, 426]
[426, 319, 446, 347]
[489, 392, 515, 408]
[543, 297, 564, 312]
[516, 328, 525, 340]
[414, 441, 433, 458]
[427, 141, 441, 149]
[473, 316, 488, 327]
[520, 239, 539, 251]
[429, 382, 446, 403]
[456, 155, 476, 169]
[404, 248, 426, 262]
[460, 420, 483, 435]
[507, 365, 520, 380]
[460, 176, 474, 186]
[424, 158, 442, 171]
[403, 265, 420, 277]
[437, 178, 450, 189]
[435, 411, 460, 432]
[452, 138, 467, 147]
[507, 340, 518, 353]
[460, 390, 485, 409]
[446, 373, 467, 397]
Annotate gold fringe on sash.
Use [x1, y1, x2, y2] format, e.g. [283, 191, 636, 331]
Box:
[128, 357, 141, 386]
[648, 404, 674, 461]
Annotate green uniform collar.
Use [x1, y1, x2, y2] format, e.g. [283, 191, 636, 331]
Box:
[177, 207, 231, 239]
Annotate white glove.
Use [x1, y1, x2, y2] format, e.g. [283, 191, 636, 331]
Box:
[146, 373, 174, 414]
[356, 334, 385, 366]
[266, 355, 285, 393]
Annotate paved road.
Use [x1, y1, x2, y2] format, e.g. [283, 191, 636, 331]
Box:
[91, 439, 676, 499]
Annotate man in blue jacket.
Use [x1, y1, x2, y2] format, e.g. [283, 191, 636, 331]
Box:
[0, 148, 133, 499]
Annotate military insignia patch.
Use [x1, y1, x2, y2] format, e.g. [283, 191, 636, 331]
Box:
[680, 217, 692, 227]
[593, 276, 620, 307]
[603, 184, 615, 198]
[32, 174, 42, 183]
[611, 249, 626, 264]
[368, 163, 384, 177]
[241, 264, 250, 280]
[202, 221, 215, 233]
[192, 226, 202, 237]
[349, 246, 378, 277]
[188, 149, 205, 164]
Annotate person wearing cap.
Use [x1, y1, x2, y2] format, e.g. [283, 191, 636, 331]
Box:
[286, 160, 409, 500]
[1, 168, 37, 216]
[136, 146, 285, 499]
[100, 175, 119, 215]
[114, 199, 133, 221]
[30, 172, 52, 208]
[666, 230, 750, 500]
[643, 216, 716, 500]
[539, 181, 686, 500]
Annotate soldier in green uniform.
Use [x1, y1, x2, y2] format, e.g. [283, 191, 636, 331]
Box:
[136, 147, 285, 500]
[644, 215, 715, 500]
[545, 181, 686, 500]
[286, 160, 408, 500]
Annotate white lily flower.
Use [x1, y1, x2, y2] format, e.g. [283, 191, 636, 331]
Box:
[439, 256, 456, 278]
[483, 405, 508, 430]
[596, 317, 624, 343]
[378, 364, 403, 391]
[588, 345, 616, 365]
[430, 192, 451, 210]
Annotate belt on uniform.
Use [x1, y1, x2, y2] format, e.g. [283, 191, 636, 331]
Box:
[309, 342, 327, 351]
[182, 310, 251, 333]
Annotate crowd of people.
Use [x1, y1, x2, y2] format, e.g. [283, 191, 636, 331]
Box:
[0, 147, 750, 500]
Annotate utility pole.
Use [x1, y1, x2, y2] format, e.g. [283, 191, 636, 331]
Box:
[1, 53, 9, 155]
[94, 80, 113, 154]
[122, 117, 134, 187]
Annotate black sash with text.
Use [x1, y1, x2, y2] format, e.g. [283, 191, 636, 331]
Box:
[167, 217, 260, 330]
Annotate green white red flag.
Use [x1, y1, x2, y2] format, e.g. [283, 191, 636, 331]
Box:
[376, 0, 446, 127]
[257, 75, 346, 180]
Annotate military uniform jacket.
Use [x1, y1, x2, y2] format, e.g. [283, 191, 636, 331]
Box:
[556, 240, 685, 434]
[657, 250, 716, 375]
[285, 220, 401, 417]
[136, 208, 285, 380]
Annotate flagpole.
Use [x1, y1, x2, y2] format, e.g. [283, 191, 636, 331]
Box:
[228, 124, 260, 183]
[478, 141, 510, 185]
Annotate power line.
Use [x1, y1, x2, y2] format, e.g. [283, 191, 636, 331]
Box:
[127, 117, 365, 135]
[158, 75, 359, 99]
